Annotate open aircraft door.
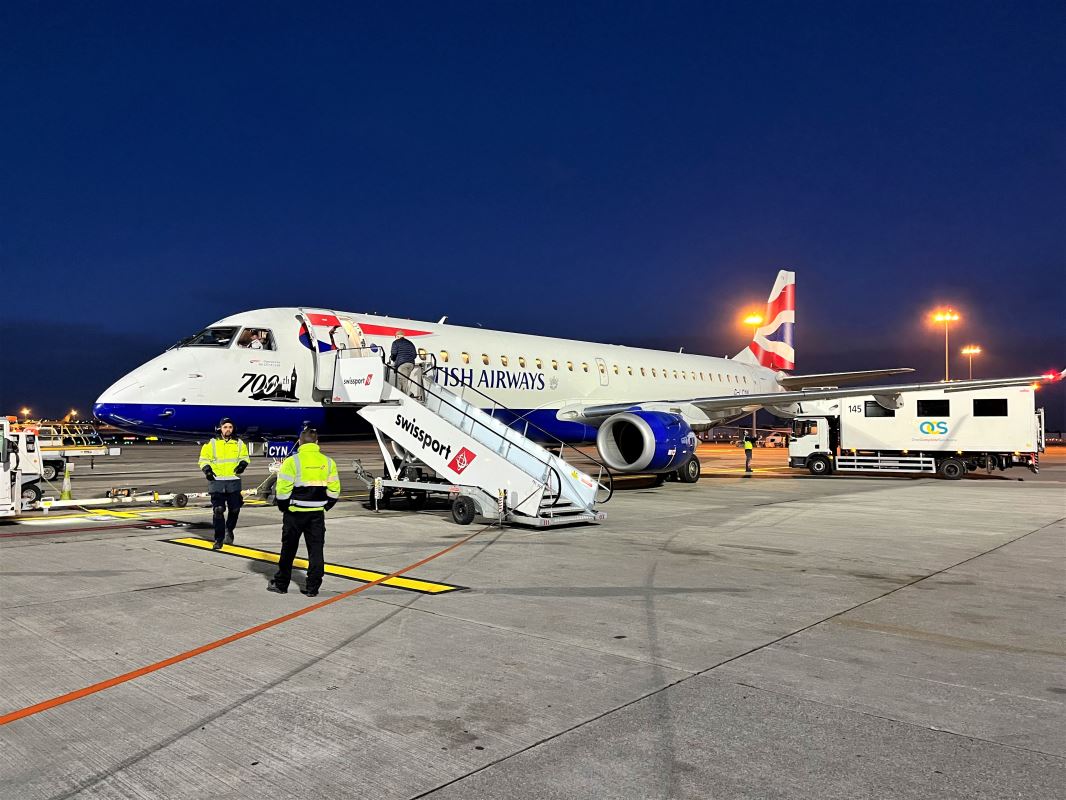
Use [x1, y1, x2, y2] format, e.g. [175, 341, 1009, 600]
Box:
[298, 308, 351, 400]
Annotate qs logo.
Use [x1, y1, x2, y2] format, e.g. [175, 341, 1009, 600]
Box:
[919, 421, 949, 435]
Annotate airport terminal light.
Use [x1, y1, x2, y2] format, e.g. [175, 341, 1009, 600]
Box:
[932, 309, 960, 381]
[20, 407, 31, 419]
[742, 313, 764, 436]
[960, 345, 981, 380]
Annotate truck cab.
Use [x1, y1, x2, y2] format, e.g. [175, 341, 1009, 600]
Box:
[788, 417, 836, 474]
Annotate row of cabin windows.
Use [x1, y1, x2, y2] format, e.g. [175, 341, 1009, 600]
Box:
[423, 349, 749, 383]
[864, 399, 1009, 418]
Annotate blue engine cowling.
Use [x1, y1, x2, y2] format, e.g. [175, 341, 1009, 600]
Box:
[595, 411, 696, 473]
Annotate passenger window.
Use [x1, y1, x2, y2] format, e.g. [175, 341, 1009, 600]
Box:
[651, 368, 657, 377]
[612, 364, 619, 375]
[641, 367, 646, 377]
[182, 326, 238, 348]
[567, 361, 574, 371]
[973, 398, 1008, 416]
[700, 372, 705, 381]
[417, 348, 427, 359]
[238, 328, 275, 350]
[727, 375, 732, 383]
[717, 373, 723, 382]
[627, 366, 633, 376]
[440, 350, 449, 363]
[917, 399, 950, 417]
[500, 355, 508, 367]
[681, 371, 687, 380]
[461, 352, 470, 364]
[535, 357, 543, 369]
[518, 356, 526, 368]
[482, 354, 490, 365]
[551, 359, 559, 370]
[743, 375, 748, 384]
[581, 362, 589, 373]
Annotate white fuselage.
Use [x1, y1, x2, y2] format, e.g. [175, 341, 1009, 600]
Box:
[94, 307, 782, 440]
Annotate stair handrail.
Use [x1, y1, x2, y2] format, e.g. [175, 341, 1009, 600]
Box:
[419, 359, 614, 504]
[376, 358, 604, 511]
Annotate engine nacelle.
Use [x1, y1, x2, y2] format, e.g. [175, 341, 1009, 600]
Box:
[595, 411, 696, 473]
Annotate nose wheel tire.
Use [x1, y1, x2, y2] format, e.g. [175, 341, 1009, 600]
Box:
[451, 496, 477, 525]
[677, 456, 701, 483]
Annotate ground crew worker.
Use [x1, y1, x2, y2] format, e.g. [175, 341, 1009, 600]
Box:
[744, 435, 754, 473]
[198, 417, 250, 549]
[268, 428, 340, 597]
[390, 330, 418, 397]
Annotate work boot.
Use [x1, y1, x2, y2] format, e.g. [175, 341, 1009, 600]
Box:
[300, 587, 319, 597]
[224, 531, 234, 545]
[267, 580, 287, 594]
[212, 540, 224, 550]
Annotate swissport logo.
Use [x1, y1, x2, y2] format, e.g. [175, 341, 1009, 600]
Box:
[447, 447, 477, 476]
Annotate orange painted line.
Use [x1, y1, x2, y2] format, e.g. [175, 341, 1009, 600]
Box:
[0, 526, 488, 726]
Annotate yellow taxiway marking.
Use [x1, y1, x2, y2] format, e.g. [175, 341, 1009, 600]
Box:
[168, 537, 466, 595]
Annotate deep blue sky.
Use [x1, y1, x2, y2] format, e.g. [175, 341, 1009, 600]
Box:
[2, 1, 1063, 423]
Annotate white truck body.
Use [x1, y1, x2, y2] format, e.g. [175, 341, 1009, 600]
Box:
[788, 385, 1044, 478]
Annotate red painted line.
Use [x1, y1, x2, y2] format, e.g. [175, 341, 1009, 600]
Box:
[0, 525, 489, 726]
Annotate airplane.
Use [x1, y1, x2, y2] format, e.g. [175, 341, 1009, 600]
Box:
[94, 271, 1062, 481]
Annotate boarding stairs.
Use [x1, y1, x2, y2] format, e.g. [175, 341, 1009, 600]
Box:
[325, 351, 613, 527]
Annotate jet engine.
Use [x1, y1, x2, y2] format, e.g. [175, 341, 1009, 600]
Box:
[595, 411, 697, 473]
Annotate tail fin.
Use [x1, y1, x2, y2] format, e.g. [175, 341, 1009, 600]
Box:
[734, 270, 795, 371]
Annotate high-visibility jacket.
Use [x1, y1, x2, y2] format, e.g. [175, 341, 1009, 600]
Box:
[744, 440, 754, 451]
[198, 437, 250, 481]
[276, 443, 341, 512]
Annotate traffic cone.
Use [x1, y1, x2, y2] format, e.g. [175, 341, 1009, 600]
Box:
[60, 463, 73, 500]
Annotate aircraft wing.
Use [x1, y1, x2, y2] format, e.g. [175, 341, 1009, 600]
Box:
[558, 371, 1065, 423]
[776, 368, 914, 388]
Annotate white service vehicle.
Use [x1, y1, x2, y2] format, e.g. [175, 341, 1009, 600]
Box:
[788, 385, 1044, 479]
[2, 418, 25, 517]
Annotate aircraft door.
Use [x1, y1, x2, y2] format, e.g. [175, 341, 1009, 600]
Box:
[298, 308, 347, 399]
[595, 357, 609, 387]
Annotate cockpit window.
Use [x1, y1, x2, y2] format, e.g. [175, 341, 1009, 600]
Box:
[179, 327, 239, 348]
[237, 328, 275, 350]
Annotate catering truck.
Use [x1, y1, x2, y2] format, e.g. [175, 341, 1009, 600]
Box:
[788, 385, 1044, 479]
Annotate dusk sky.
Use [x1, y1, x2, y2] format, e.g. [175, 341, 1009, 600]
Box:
[2, 2, 1063, 424]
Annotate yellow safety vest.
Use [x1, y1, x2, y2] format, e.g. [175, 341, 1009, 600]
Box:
[744, 440, 754, 451]
[276, 443, 341, 512]
[198, 437, 250, 480]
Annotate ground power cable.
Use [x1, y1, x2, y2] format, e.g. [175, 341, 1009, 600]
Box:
[0, 521, 498, 727]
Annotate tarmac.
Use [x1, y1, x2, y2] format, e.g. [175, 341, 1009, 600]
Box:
[1, 443, 1064, 799]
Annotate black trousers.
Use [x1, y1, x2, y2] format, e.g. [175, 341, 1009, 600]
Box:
[210, 491, 243, 542]
[274, 511, 326, 591]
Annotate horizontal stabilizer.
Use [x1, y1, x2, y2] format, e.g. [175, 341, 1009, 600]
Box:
[777, 368, 914, 389]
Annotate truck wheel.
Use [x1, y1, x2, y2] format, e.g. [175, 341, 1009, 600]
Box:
[21, 483, 43, 503]
[173, 493, 189, 508]
[451, 496, 477, 525]
[939, 458, 966, 480]
[42, 463, 60, 481]
[807, 456, 832, 476]
[677, 456, 701, 483]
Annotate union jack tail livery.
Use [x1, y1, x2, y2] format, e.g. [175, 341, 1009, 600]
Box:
[735, 270, 795, 371]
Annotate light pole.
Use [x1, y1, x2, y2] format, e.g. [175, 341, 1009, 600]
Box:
[20, 407, 31, 420]
[932, 309, 960, 381]
[742, 313, 764, 438]
[960, 345, 981, 380]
